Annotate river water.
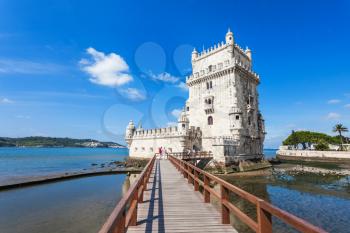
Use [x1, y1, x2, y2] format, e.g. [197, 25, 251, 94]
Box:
[0, 147, 128, 185]
[0, 148, 349, 233]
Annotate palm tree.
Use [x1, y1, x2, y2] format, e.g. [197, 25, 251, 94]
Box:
[333, 124, 348, 151]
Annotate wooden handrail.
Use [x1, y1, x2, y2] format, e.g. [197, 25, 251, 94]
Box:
[98, 155, 156, 233]
[169, 155, 327, 233]
[168, 151, 213, 159]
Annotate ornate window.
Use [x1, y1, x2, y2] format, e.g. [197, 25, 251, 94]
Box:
[218, 63, 223, 70]
[208, 116, 213, 125]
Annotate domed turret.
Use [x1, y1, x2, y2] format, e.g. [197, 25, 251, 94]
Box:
[245, 47, 252, 61]
[229, 107, 243, 133]
[125, 120, 135, 147]
[191, 48, 198, 60]
[178, 109, 189, 131]
[225, 28, 234, 45]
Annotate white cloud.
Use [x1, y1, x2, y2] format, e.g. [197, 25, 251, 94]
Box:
[80, 47, 133, 87]
[327, 99, 341, 104]
[177, 82, 188, 91]
[326, 112, 341, 120]
[344, 104, 350, 109]
[149, 72, 179, 83]
[120, 88, 146, 101]
[171, 108, 182, 119]
[0, 98, 13, 104]
[0, 59, 64, 74]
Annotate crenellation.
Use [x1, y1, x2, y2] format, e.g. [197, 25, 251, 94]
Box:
[126, 29, 265, 163]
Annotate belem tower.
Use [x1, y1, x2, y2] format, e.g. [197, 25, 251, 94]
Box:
[125, 29, 266, 165]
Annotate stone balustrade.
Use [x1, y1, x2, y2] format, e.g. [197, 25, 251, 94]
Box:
[132, 126, 189, 139]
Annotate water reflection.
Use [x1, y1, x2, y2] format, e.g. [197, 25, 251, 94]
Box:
[217, 170, 350, 233]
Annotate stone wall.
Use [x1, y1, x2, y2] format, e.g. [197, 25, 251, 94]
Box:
[277, 149, 350, 162]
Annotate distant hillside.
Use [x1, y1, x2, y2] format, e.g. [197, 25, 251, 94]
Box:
[0, 136, 126, 148]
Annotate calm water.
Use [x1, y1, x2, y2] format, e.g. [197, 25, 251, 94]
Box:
[220, 149, 350, 233]
[263, 148, 278, 159]
[1, 148, 350, 233]
[0, 174, 128, 233]
[0, 147, 128, 184]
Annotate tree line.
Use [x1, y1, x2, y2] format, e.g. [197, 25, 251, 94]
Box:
[283, 124, 349, 151]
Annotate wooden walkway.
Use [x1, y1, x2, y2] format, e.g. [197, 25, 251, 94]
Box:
[127, 159, 237, 233]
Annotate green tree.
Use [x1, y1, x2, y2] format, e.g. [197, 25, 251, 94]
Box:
[333, 124, 348, 151]
[283, 130, 341, 150]
[315, 140, 329, 151]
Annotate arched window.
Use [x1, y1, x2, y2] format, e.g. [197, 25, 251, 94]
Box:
[208, 116, 213, 125]
[208, 99, 212, 105]
[210, 81, 213, 89]
[206, 82, 209, 89]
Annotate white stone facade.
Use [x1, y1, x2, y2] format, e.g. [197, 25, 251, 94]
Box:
[126, 29, 266, 164]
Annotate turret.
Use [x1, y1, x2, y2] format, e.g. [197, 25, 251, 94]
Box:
[229, 107, 243, 133]
[191, 48, 198, 61]
[125, 120, 135, 147]
[245, 47, 252, 61]
[178, 109, 189, 131]
[225, 28, 234, 45]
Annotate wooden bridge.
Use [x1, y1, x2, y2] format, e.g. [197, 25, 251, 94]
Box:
[99, 155, 327, 233]
[168, 151, 213, 161]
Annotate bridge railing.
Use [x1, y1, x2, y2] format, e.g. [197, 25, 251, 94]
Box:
[98, 155, 156, 233]
[169, 155, 327, 233]
[168, 151, 213, 160]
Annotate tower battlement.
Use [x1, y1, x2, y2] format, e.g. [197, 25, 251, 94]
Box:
[126, 29, 265, 163]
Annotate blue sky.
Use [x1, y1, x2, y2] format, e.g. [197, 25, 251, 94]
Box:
[0, 0, 349, 148]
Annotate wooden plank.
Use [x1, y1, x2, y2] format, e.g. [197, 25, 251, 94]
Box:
[127, 159, 238, 233]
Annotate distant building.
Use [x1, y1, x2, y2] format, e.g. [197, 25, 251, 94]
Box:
[126, 29, 265, 164]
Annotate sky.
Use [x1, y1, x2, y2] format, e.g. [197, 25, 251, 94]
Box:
[0, 0, 350, 148]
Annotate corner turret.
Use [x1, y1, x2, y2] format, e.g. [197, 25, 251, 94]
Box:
[245, 47, 252, 61]
[178, 109, 189, 131]
[125, 120, 135, 147]
[191, 48, 198, 61]
[225, 28, 234, 45]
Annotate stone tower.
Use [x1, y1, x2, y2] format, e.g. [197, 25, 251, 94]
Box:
[125, 29, 265, 164]
[185, 29, 265, 164]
